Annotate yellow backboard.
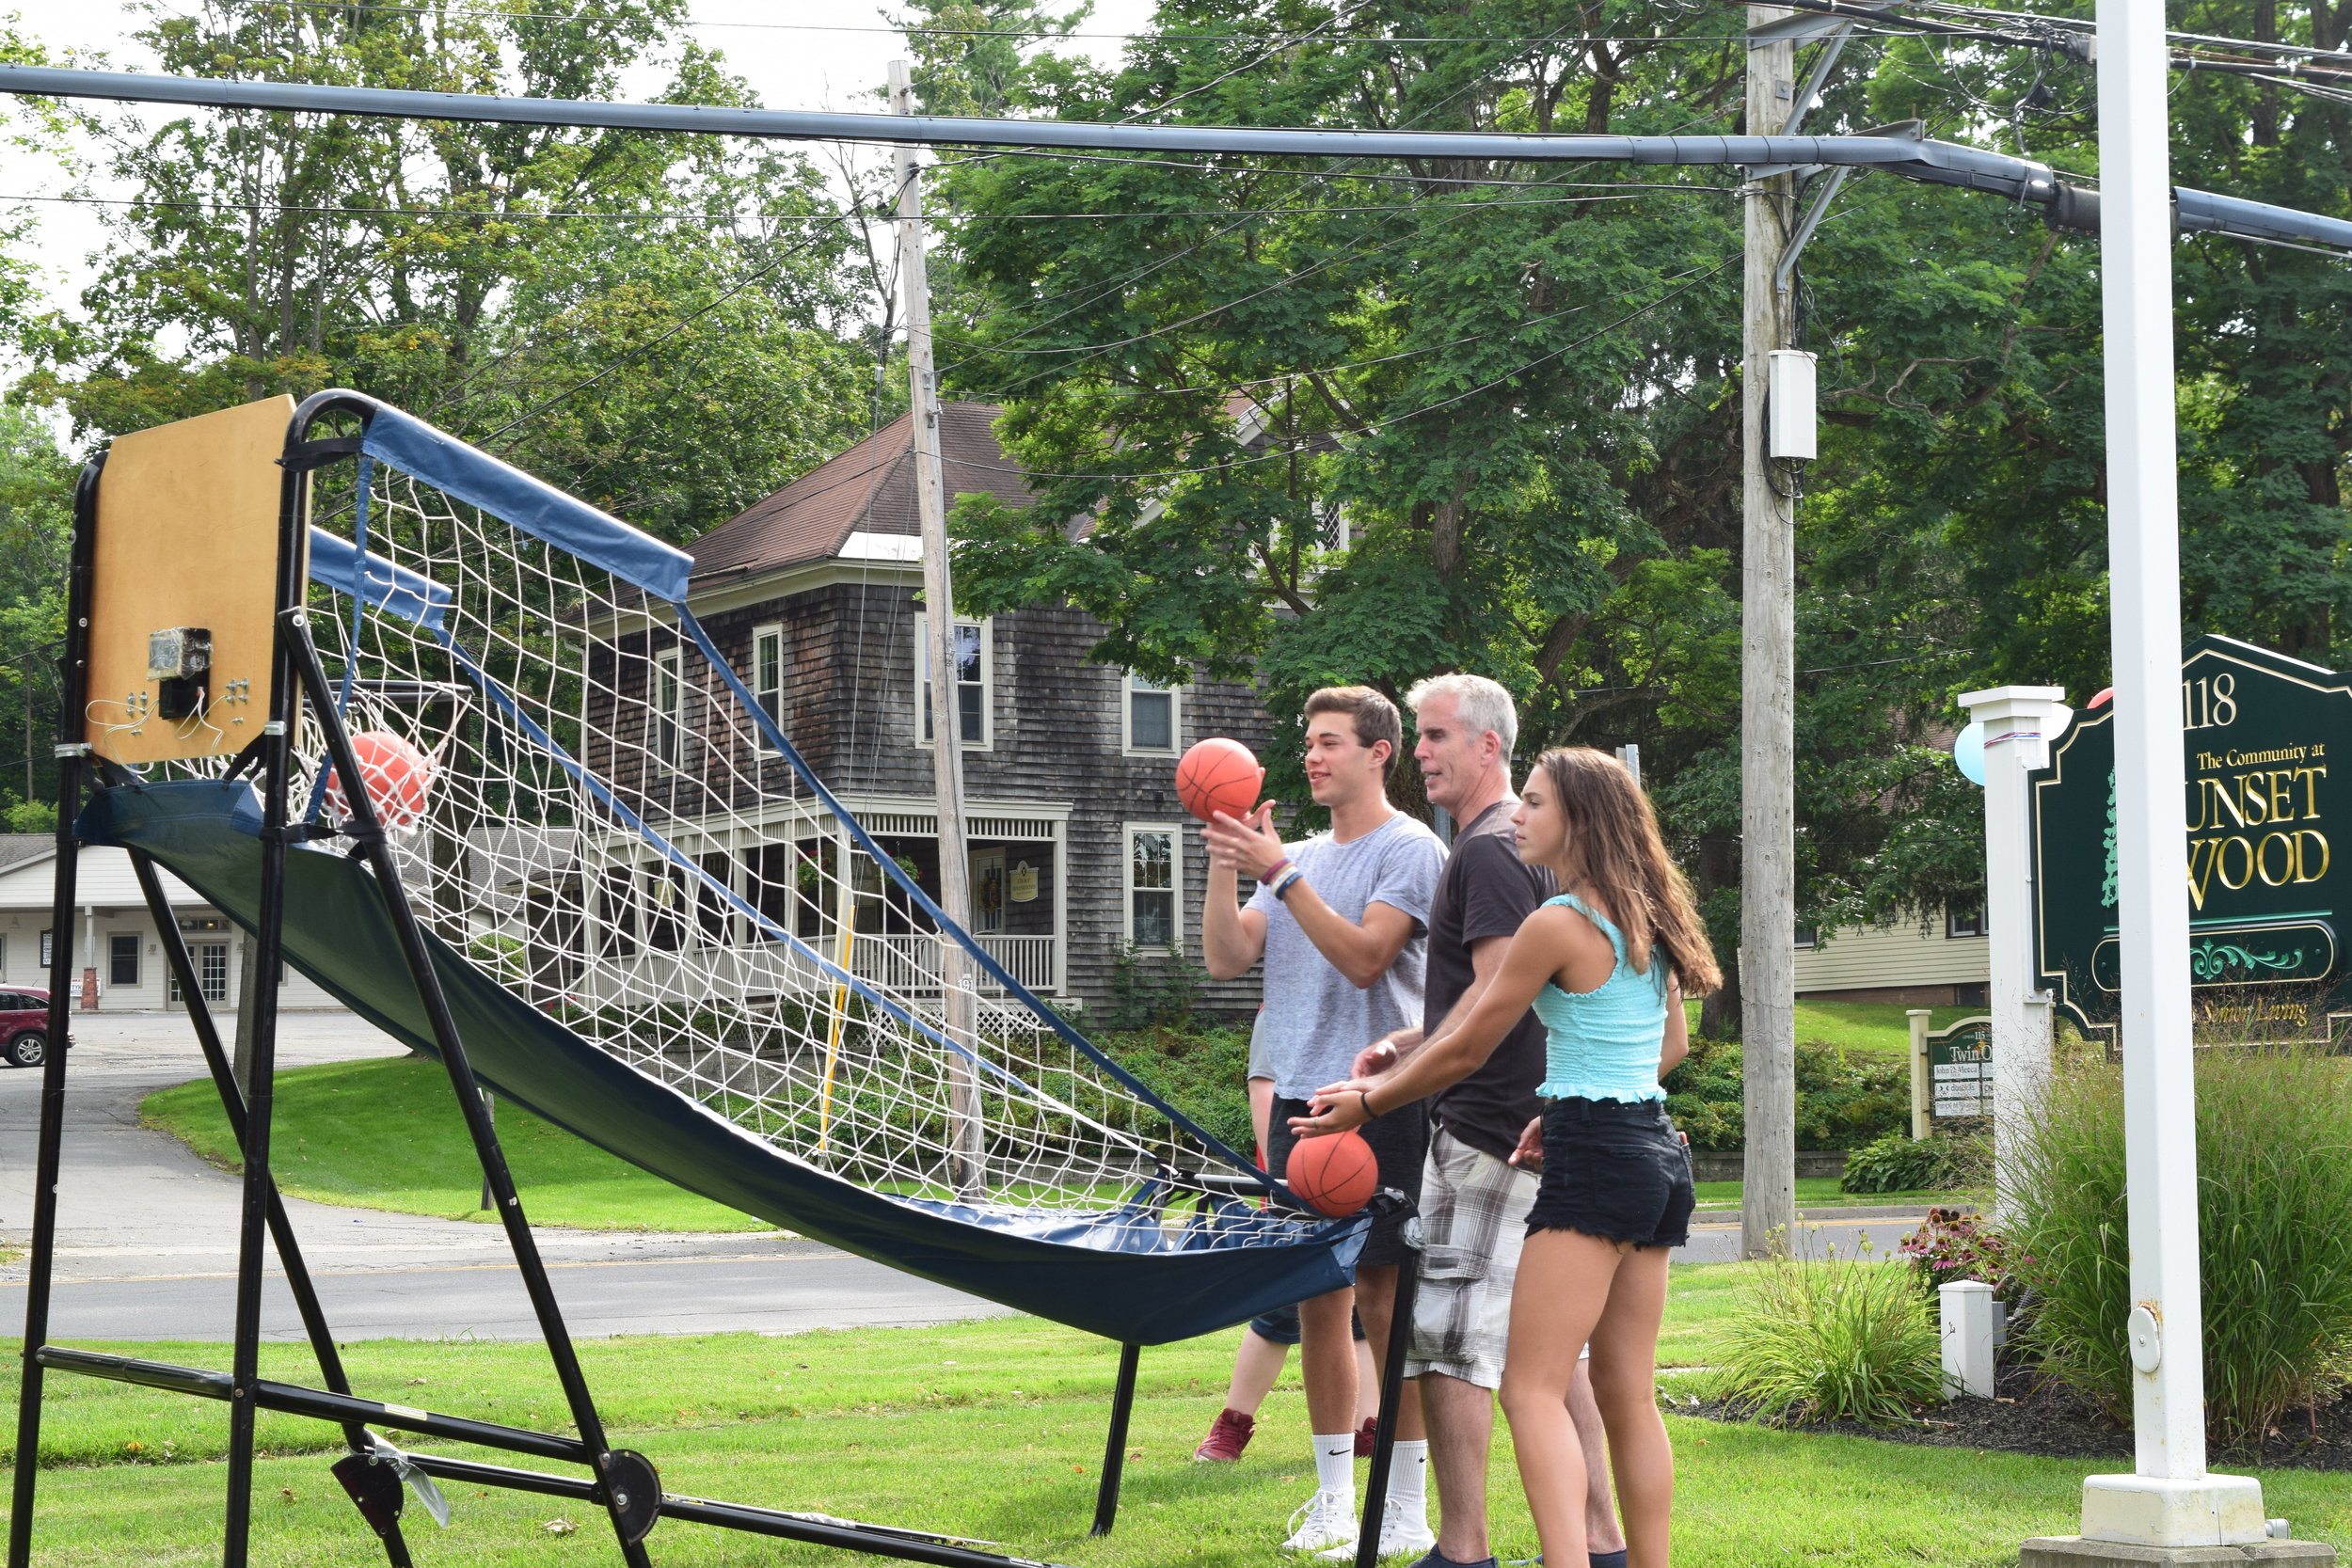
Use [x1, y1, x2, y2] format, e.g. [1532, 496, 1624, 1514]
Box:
[87, 396, 298, 764]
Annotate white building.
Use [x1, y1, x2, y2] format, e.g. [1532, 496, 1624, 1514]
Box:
[1793, 905, 1990, 1006]
[0, 835, 345, 1013]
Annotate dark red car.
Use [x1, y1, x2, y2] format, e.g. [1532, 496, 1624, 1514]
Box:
[0, 990, 50, 1068]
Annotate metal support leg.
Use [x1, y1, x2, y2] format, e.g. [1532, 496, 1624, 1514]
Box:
[6, 755, 84, 1568]
[286, 612, 652, 1566]
[1089, 1343, 1141, 1537]
[9, 454, 99, 1568]
[1355, 1251, 1420, 1568]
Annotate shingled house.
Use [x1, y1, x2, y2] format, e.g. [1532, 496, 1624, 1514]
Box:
[654, 401, 1276, 1020]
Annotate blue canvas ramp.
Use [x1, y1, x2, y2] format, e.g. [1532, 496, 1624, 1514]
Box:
[84, 779, 1362, 1346]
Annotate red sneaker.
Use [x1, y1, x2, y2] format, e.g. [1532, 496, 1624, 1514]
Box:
[1192, 1407, 1255, 1462]
[1353, 1416, 1378, 1457]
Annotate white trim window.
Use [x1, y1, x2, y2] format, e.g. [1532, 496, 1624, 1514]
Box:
[915, 614, 992, 748]
[751, 624, 785, 745]
[1123, 671, 1182, 755]
[1124, 823, 1182, 952]
[1946, 903, 1986, 939]
[651, 646, 684, 769]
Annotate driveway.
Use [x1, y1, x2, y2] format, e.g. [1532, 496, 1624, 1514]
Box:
[0, 1012, 1009, 1340]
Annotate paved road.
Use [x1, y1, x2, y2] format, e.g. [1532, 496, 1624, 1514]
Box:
[0, 1013, 1009, 1340]
[0, 1013, 1912, 1341]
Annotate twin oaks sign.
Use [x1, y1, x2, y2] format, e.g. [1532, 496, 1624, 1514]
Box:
[2031, 636, 2347, 1032]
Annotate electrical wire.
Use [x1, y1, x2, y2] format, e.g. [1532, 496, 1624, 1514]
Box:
[0, 185, 1726, 222]
[211, 0, 1756, 45]
[935, 255, 1738, 485]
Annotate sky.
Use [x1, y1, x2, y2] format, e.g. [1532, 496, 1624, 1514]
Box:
[1, 0, 1158, 336]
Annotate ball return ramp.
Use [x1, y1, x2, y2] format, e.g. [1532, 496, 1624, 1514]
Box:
[9, 392, 1416, 1568]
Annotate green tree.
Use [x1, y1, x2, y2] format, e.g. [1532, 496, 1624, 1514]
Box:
[17, 0, 872, 532]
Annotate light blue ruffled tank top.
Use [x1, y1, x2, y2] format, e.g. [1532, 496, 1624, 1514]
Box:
[1528, 891, 1670, 1103]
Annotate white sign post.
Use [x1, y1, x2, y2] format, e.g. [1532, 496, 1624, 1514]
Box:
[2043, 0, 2267, 1548]
[1959, 686, 2068, 1218]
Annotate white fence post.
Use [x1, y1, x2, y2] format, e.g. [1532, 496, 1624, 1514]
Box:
[1940, 1279, 1997, 1399]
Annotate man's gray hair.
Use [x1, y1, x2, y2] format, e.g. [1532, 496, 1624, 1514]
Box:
[1405, 673, 1518, 761]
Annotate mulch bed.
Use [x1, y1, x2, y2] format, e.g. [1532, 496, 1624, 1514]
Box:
[1678, 1360, 2352, 1471]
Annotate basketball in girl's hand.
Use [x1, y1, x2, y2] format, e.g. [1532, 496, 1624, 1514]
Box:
[1286, 1128, 1379, 1217]
[1176, 736, 1263, 823]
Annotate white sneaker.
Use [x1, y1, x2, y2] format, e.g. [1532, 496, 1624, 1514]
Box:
[1282, 1490, 1359, 1554]
[1316, 1500, 1436, 1560]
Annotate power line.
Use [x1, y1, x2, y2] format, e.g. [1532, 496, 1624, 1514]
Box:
[0, 185, 1726, 222]
[210, 0, 1755, 46]
[943, 256, 1739, 485]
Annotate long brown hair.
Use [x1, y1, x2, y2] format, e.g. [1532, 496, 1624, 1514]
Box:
[1532, 747, 1723, 996]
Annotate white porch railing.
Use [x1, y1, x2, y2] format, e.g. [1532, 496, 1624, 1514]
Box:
[849, 932, 1059, 994]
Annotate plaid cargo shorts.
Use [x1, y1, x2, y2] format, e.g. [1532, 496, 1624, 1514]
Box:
[1404, 1127, 1541, 1390]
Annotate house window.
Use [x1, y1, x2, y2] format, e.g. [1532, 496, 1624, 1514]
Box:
[1125, 824, 1181, 951]
[752, 625, 785, 744]
[109, 933, 139, 988]
[915, 615, 990, 747]
[170, 942, 230, 1005]
[1947, 904, 1986, 939]
[40, 928, 52, 970]
[1124, 672, 1181, 754]
[651, 647, 684, 769]
[1793, 925, 1819, 950]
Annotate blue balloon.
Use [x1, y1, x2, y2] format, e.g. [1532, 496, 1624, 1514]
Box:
[1954, 721, 1986, 786]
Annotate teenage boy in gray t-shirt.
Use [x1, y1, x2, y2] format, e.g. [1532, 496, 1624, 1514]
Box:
[1202, 686, 1445, 1560]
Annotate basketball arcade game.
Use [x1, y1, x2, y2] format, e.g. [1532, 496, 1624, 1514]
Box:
[8, 393, 1418, 1568]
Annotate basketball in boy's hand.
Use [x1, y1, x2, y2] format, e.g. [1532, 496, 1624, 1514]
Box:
[1285, 1128, 1379, 1217]
[1175, 737, 1263, 823]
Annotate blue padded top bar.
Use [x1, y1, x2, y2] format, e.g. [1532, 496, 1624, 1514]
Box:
[360, 405, 693, 601]
[308, 526, 453, 630]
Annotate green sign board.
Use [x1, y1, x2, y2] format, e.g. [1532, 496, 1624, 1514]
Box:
[1928, 1017, 1993, 1121]
[2029, 635, 2351, 1034]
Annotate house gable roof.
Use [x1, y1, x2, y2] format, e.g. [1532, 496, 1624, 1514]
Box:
[689, 402, 1035, 587]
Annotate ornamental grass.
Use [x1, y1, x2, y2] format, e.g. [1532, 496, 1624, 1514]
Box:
[1705, 1239, 1944, 1426]
[2009, 1040, 2352, 1445]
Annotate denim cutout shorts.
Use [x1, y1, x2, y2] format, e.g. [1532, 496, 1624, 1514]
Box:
[1525, 1096, 1695, 1250]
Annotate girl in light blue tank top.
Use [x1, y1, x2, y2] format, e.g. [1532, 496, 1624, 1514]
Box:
[1276, 746, 1723, 1567]
[1528, 891, 1670, 1103]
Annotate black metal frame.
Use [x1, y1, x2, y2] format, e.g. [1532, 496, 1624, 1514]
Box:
[2, 393, 1086, 1568]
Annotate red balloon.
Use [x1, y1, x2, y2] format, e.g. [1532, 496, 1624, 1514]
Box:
[2089, 687, 2114, 707]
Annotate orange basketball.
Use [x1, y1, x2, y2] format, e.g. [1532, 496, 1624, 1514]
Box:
[1285, 1128, 1380, 1217]
[326, 730, 434, 832]
[1176, 736, 1263, 823]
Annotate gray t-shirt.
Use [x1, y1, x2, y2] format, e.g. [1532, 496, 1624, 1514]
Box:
[1246, 811, 1446, 1100]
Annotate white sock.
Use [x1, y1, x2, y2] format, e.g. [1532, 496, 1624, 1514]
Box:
[1312, 1433, 1357, 1501]
[1386, 1439, 1428, 1517]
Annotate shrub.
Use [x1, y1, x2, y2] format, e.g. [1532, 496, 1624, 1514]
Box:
[1899, 1207, 2013, 1297]
[1095, 1025, 1254, 1156]
[2010, 1044, 2352, 1445]
[1839, 1129, 1988, 1194]
[1706, 1241, 1944, 1425]
[1665, 1037, 1910, 1152]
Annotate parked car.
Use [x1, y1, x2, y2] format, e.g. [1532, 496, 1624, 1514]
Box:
[0, 990, 50, 1068]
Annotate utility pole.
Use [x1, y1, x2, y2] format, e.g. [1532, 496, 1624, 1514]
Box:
[892, 60, 985, 1199]
[1739, 5, 1799, 1260]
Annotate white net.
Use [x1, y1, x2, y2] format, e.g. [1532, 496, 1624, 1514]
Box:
[116, 448, 1267, 1226]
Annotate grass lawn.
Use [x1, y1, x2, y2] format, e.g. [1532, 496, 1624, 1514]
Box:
[1690, 1177, 1963, 1212]
[8, 1290, 2351, 1565]
[1681, 998, 1978, 1054]
[140, 1056, 773, 1233]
